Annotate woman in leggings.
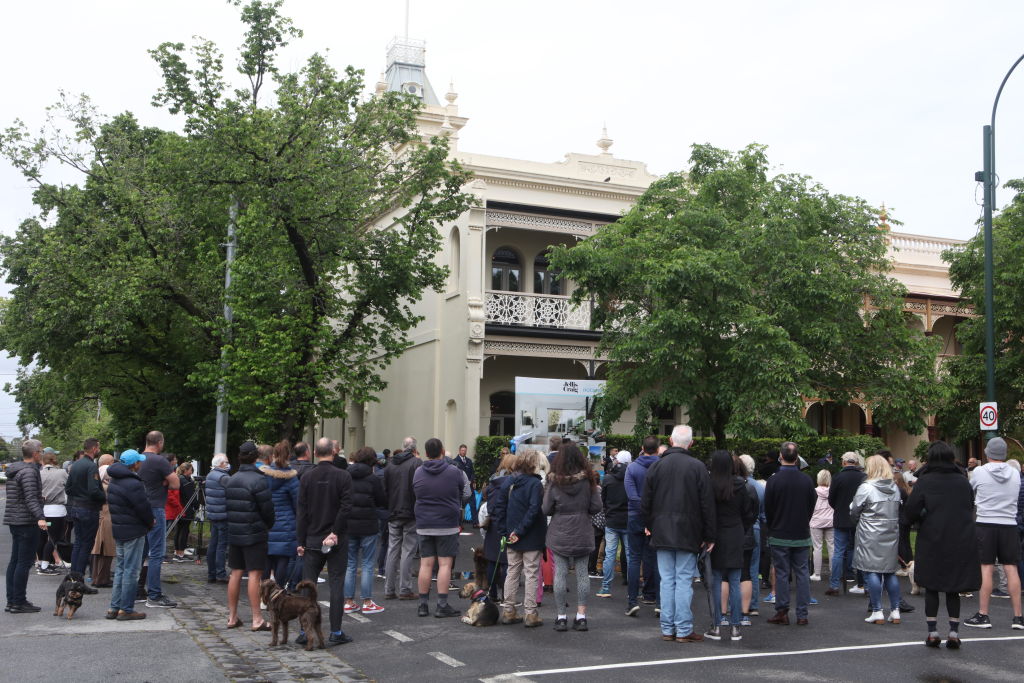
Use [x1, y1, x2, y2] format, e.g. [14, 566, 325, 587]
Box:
[542, 443, 602, 632]
[904, 440, 980, 649]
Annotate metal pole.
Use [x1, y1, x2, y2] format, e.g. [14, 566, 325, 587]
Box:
[214, 201, 238, 455]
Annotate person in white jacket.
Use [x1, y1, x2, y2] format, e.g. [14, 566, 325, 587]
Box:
[964, 437, 1023, 630]
[809, 470, 835, 581]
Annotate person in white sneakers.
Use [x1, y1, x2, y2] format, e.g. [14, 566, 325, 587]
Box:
[850, 455, 902, 626]
[809, 470, 835, 582]
[964, 438, 1023, 630]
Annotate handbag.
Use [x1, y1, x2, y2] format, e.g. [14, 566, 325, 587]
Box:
[591, 509, 606, 530]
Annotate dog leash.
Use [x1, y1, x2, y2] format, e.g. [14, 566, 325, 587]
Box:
[488, 536, 508, 589]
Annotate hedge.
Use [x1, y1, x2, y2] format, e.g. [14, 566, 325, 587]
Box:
[472, 436, 511, 485]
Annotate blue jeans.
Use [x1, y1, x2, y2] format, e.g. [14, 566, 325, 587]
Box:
[713, 567, 743, 626]
[829, 527, 856, 590]
[627, 517, 659, 606]
[146, 508, 167, 600]
[771, 544, 811, 620]
[110, 536, 146, 614]
[344, 534, 379, 600]
[749, 526, 761, 605]
[6, 524, 37, 606]
[207, 520, 228, 581]
[70, 507, 100, 575]
[864, 571, 901, 611]
[656, 549, 698, 637]
[601, 527, 629, 592]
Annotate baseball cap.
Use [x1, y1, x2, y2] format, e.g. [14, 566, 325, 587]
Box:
[615, 451, 632, 465]
[119, 449, 146, 466]
[239, 441, 258, 456]
[43, 447, 60, 455]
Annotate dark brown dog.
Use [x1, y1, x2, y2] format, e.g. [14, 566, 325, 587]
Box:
[259, 579, 324, 650]
[54, 571, 86, 620]
[472, 546, 489, 590]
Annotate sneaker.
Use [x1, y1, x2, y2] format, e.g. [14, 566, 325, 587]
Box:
[376, 572, 386, 580]
[1012, 616, 1024, 630]
[849, 586, 865, 595]
[959, 592, 974, 598]
[809, 597, 819, 605]
[720, 617, 729, 626]
[344, 601, 359, 614]
[748, 608, 759, 617]
[417, 604, 429, 617]
[963, 612, 992, 629]
[763, 593, 775, 604]
[171, 555, 188, 563]
[554, 617, 568, 632]
[925, 634, 941, 648]
[9, 602, 42, 613]
[596, 591, 612, 598]
[116, 610, 147, 620]
[317, 577, 326, 583]
[36, 566, 61, 576]
[328, 632, 354, 646]
[361, 601, 384, 615]
[865, 610, 885, 624]
[588, 572, 602, 579]
[572, 617, 588, 631]
[640, 597, 657, 605]
[146, 596, 178, 608]
[809, 574, 821, 582]
[434, 604, 461, 618]
[295, 632, 308, 645]
[654, 607, 661, 615]
[625, 604, 640, 617]
[992, 588, 1011, 599]
[731, 625, 742, 641]
[945, 635, 961, 649]
[740, 614, 752, 626]
[704, 626, 722, 641]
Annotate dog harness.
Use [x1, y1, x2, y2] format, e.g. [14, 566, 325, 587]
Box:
[471, 589, 489, 603]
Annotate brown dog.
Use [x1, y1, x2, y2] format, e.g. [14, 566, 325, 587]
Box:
[259, 579, 324, 650]
[471, 546, 489, 590]
[458, 581, 499, 627]
[54, 571, 86, 620]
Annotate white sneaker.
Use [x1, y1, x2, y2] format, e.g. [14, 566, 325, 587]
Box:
[865, 610, 885, 624]
[849, 586, 866, 594]
[888, 609, 901, 624]
[809, 574, 821, 582]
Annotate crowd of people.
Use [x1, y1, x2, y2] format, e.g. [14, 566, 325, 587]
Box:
[4, 426, 1024, 654]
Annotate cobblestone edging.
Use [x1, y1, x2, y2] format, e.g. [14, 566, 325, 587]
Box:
[166, 565, 367, 683]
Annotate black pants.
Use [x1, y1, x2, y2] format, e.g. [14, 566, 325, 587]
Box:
[303, 541, 348, 633]
[898, 522, 913, 566]
[267, 554, 291, 587]
[377, 518, 389, 573]
[588, 526, 603, 573]
[174, 519, 191, 552]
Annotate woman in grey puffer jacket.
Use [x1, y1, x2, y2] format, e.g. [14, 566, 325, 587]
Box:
[542, 443, 602, 632]
[850, 454, 902, 625]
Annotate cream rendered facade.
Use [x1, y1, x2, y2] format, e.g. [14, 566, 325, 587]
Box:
[319, 38, 969, 460]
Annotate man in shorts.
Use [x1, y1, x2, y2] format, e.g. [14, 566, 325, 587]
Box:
[965, 437, 1023, 629]
[225, 441, 275, 630]
[412, 437, 470, 618]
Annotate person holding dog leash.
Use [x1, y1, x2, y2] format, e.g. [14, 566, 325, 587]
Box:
[499, 449, 547, 628]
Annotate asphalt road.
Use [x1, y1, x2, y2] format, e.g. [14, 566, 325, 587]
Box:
[3, 494, 1023, 682]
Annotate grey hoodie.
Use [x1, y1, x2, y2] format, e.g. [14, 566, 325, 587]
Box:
[971, 461, 1021, 525]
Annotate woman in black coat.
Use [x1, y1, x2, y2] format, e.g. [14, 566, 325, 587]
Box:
[903, 441, 980, 649]
[707, 450, 755, 641]
[481, 452, 514, 600]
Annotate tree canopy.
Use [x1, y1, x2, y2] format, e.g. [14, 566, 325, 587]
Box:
[937, 179, 1024, 441]
[0, 0, 471, 456]
[549, 143, 942, 445]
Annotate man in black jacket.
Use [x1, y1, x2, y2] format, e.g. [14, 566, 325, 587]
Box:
[4, 439, 48, 614]
[383, 436, 421, 600]
[106, 450, 154, 621]
[297, 438, 354, 645]
[641, 425, 716, 642]
[66, 437, 105, 582]
[451, 444, 477, 527]
[825, 452, 867, 595]
[764, 442, 816, 625]
[597, 452, 631, 598]
[225, 441, 275, 630]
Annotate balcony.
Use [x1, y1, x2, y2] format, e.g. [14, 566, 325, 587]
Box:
[485, 291, 592, 330]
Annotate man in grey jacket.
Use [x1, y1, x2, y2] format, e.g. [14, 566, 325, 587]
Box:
[4, 439, 48, 613]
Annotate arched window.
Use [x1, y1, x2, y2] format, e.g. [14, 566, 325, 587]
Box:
[490, 247, 521, 292]
[448, 227, 460, 291]
[533, 253, 562, 295]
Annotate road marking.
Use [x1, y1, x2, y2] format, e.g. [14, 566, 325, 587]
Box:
[384, 629, 413, 642]
[510, 636, 1024, 676]
[318, 601, 370, 623]
[480, 676, 535, 682]
[428, 651, 466, 668]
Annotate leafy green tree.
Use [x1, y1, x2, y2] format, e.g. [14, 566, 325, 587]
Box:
[549, 144, 942, 445]
[937, 179, 1024, 441]
[0, 0, 471, 452]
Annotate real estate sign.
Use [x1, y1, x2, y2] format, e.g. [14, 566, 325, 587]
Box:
[514, 376, 605, 444]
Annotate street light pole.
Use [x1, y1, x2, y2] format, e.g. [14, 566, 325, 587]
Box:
[978, 52, 1024, 440]
[214, 201, 238, 455]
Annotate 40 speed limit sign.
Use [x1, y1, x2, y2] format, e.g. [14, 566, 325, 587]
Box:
[979, 402, 998, 430]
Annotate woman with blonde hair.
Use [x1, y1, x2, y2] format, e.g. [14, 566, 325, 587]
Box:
[499, 449, 547, 627]
[851, 454, 902, 625]
[809, 469, 835, 582]
[481, 450, 517, 601]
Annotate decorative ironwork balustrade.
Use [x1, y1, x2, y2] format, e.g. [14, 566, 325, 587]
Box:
[485, 291, 592, 330]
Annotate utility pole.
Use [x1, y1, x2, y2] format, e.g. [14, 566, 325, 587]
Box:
[214, 201, 238, 455]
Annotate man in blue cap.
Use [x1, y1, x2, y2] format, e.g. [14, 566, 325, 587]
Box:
[105, 450, 154, 620]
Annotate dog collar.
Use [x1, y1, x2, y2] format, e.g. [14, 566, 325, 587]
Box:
[471, 589, 488, 602]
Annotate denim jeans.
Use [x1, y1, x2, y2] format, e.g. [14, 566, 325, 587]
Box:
[70, 507, 100, 575]
[6, 524, 37, 606]
[344, 534, 379, 600]
[749, 526, 761, 605]
[111, 536, 147, 614]
[829, 527, 856, 590]
[713, 567, 743, 626]
[656, 549, 698, 637]
[864, 571, 901, 611]
[601, 527, 629, 592]
[627, 517, 659, 606]
[771, 544, 811, 620]
[146, 507, 167, 600]
[207, 520, 228, 581]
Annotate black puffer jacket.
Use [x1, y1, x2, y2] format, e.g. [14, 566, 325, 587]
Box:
[384, 449, 421, 521]
[602, 463, 629, 530]
[106, 463, 154, 541]
[225, 463, 275, 546]
[828, 466, 866, 529]
[347, 463, 387, 537]
[3, 460, 44, 526]
[66, 455, 106, 510]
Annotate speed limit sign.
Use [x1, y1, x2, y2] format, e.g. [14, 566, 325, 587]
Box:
[980, 402, 998, 430]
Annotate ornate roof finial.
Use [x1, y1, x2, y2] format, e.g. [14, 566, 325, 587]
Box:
[445, 80, 457, 105]
[596, 124, 613, 155]
[879, 202, 890, 231]
[375, 72, 387, 96]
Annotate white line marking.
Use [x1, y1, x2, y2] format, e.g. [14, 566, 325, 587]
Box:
[429, 651, 466, 668]
[347, 612, 369, 623]
[384, 629, 413, 642]
[512, 636, 1024, 676]
[480, 676, 535, 682]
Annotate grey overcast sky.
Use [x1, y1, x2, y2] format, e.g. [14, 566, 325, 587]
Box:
[1, 0, 1023, 440]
